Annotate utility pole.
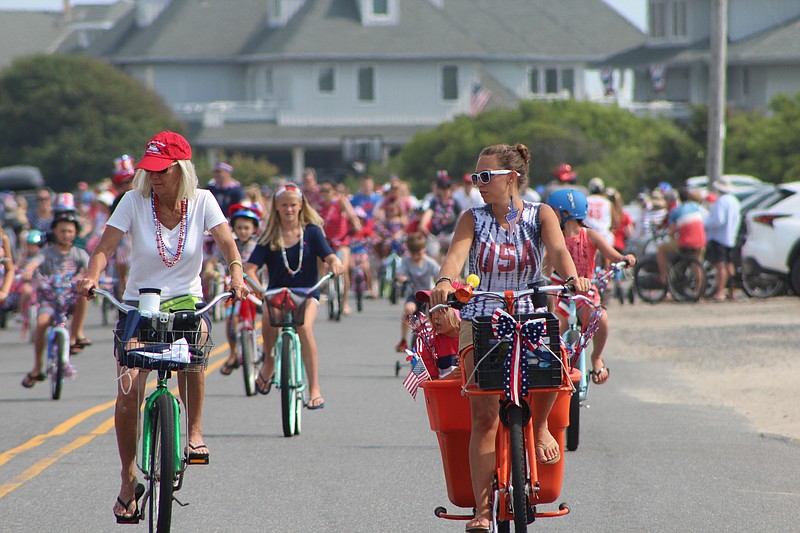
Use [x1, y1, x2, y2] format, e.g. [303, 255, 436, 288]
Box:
[63, 0, 72, 20]
[706, 0, 728, 185]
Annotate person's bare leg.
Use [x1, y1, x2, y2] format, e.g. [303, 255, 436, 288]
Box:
[468, 394, 500, 528]
[70, 297, 88, 341]
[112, 366, 147, 518]
[532, 391, 559, 463]
[178, 320, 208, 452]
[31, 313, 49, 374]
[713, 261, 728, 300]
[584, 307, 609, 383]
[297, 302, 322, 404]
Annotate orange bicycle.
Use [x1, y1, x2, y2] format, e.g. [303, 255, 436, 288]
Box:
[421, 281, 578, 532]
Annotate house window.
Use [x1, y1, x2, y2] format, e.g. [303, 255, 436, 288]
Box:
[528, 68, 539, 93]
[263, 68, 273, 97]
[561, 69, 574, 95]
[545, 68, 558, 93]
[649, 1, 666, 38]
[372, 0, 388, 16]
[269, 0, 281, 18]
[318, 65, 335, 94]
[441, 66, 459, 101]
[357, 66, 375, 102]
[672, 1, 687, 37]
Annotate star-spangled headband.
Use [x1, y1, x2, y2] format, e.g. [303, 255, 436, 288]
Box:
[274, 185, 303, 200]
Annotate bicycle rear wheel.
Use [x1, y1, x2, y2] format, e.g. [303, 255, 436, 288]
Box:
[327, 277, 342, 321]
[633, 257, 667, 304]
[148, 394, 175, 533]
[280, 332, 301, 437]
[240, 329, 257, 397]
[507, 404, 530, 532]
[49, 329, 67, 400]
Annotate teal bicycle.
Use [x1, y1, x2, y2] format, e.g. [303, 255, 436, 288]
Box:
[247, 273, 333, 437]
[93, 288, 230, 533]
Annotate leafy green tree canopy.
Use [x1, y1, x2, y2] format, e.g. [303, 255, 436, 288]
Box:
[0, 54, 183, 190]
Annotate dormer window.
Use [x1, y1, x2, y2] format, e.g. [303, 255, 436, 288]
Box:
[649, 0, 687, 40]
[372, 0, 388, 16]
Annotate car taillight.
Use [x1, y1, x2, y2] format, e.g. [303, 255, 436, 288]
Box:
[753, 214, 789, 227]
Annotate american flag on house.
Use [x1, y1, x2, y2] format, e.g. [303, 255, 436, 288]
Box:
[402, 350, 431, 399]
[470, 81, 492, 116]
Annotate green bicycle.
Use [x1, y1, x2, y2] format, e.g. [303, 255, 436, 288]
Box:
[94, 288, 230, 533]
[247, 273, 333, 437]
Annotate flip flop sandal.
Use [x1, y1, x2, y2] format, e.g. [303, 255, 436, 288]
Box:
[114, 482, 144, 524]
[255, 373, 274, 395]
[465, 517, 491, 532]
[590, 367, 610, 385]
[76, 337, 93, 347]
[219, 359, 239, 376]
[21, 372, 46, 388]
[185, 443, 210, 465]
[306, 396, 325, 410]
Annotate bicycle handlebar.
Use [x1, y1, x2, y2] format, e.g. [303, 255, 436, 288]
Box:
[428, 283, 574, 314]
[91, 288, 232, 318]
[245, 272, 334, 299]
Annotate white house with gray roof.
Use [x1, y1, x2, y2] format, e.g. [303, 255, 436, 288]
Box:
[60, 0, 643, 179]
[602, 0, 800, 116]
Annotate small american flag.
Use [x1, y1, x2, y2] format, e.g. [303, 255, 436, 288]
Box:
[402, 350, 430, 400]
[506, 195, 519, 237]
[470, 82, 492, 116]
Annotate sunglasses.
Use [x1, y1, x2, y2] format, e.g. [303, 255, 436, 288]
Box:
[37, 197, 50, 201]
[152, 162, 178, 174]
[470, 169, 513, 186]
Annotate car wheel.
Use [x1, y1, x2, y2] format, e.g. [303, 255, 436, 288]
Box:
[790, 255, 800, 296]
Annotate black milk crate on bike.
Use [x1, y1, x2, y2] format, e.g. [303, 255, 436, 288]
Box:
[471, 312, 562, 391]
[114, 318, 213, 372]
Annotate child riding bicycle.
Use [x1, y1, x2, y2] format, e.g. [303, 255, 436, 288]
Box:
[395, 232, 440, 353]
[545, 189, 636, 385]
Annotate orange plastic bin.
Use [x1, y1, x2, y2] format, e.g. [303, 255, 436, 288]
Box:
[421, 378, 572, 509]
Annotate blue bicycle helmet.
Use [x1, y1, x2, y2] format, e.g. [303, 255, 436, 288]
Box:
[546, 189, 588, 223]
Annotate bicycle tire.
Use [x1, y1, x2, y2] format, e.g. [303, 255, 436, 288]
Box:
[280, 332, 299, 437]
[148, 394, 175, 533]
[566, 385, 580, 452]
[702, 260, 719, 299]
[633, 257, 667, 304]
[389, 279, 398, 305]
[49, 329, 67, 401]
[240, 329, 257, 397]
[508, 404, 529, 532]
[27, 304, 37, 343]
[327, 277, 342, 322]
[101, 298, 110, 326]
[668, 258, 705, 302]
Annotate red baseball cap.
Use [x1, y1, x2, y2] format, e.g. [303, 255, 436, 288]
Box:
[135, 131, 192, 172]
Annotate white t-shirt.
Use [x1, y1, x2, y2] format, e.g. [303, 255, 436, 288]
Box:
[107, 189, 227, 300]
[585, 194, 614, 245]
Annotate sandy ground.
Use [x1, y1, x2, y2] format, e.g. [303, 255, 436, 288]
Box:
[604, 292, 800, 442]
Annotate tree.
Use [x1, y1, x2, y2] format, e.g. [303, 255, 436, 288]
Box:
[0, 54, 183, 190]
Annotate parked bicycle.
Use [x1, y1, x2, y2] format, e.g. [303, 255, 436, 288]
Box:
[634, 250, 707, 303]
[422, 280, 577, 532]
[93, 287, 230, 533]
[247, 273, 333, 437]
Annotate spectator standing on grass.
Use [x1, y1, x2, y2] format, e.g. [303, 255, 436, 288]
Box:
[705, 178, 742, 301]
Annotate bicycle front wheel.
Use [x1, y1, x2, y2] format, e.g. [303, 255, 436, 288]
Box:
[668, 258, 705, 302]
[240, 329, 257, 397]
[280, 332, 301, 437]
[149, 394, 175, 533]
[327, 277, 342, 322]
[508, 404, 530, 532]
[49, 329, 67, 401]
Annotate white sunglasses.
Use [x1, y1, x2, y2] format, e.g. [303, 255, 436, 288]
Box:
[470, 169, 513, 186]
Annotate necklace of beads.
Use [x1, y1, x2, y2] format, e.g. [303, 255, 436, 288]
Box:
[280, 227, 304, 276]
[151, 192, 188, 268]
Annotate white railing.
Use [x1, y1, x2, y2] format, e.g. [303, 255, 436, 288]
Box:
[172, 100, 288, 126]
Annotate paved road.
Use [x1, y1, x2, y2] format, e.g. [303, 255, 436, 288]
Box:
[0, 296, 798, 532]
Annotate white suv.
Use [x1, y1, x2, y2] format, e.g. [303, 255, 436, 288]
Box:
[741, 182, 800, 295]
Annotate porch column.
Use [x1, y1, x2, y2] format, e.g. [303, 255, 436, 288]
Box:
[292, 146, 306, 183]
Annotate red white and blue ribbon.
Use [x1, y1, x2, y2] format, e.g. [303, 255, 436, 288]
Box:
[491, 308, 546, 405]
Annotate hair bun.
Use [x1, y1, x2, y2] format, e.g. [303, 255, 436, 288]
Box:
[515, 144, 530, 165]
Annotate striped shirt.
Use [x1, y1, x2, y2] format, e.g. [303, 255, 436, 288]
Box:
[462, 201, 544, 320]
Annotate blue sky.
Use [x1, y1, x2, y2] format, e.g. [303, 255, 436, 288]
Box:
[0, 0, 648, 30]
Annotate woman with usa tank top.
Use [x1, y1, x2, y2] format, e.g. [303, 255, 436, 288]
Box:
[429, 143, 591, 533]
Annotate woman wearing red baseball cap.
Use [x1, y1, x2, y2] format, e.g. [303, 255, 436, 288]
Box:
[77, 131, 248, 523]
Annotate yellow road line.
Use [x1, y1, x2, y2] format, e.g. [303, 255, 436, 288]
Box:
[0, 320, 263, 501]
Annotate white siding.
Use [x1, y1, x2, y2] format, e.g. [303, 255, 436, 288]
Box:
[764, 65, 800, 105]
[139, 64, 247, 105]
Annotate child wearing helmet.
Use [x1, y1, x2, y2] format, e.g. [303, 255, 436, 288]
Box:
[20, 211, 91, 388]
[545, 189, 636, 385]
[0, 226, 15, 320]
[219, 202, 263, 376]
[8, 230, 44, 321]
